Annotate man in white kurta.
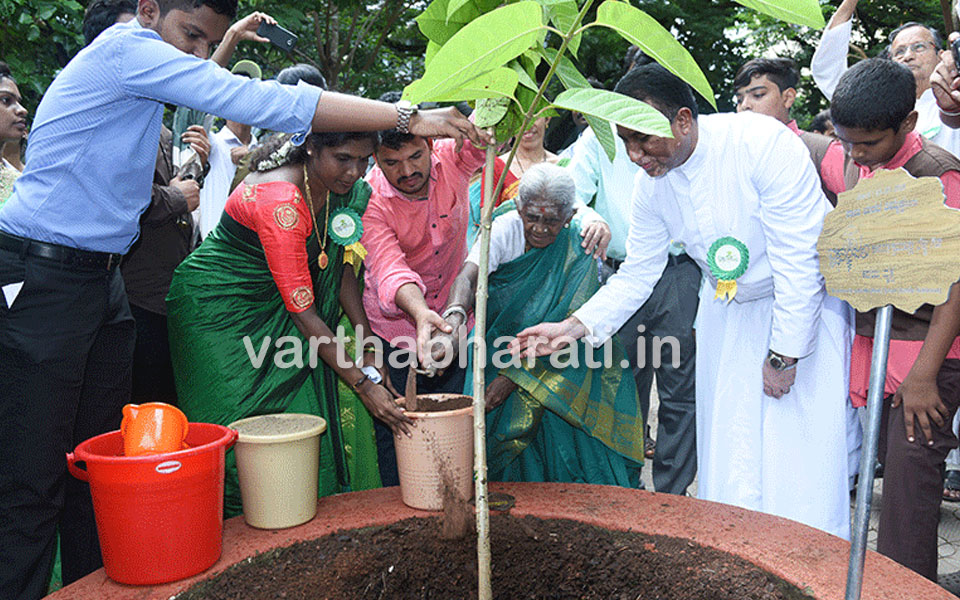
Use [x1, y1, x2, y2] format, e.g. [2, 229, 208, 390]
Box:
[513, 65, 851, 539]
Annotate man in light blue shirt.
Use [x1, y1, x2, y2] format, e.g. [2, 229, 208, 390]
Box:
[568, 110, 699, 496]
[0, 2, 480, 598]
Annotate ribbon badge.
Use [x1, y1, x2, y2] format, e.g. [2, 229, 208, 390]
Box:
[328, 207, 366, 267]
[707, 236, 749, 302]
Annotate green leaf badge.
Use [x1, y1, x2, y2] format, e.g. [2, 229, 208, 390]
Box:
[707, 236, 749, 302]
[329, 207, 363, 246]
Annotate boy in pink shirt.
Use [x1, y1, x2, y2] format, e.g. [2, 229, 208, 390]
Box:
[825, 58, 960, 580]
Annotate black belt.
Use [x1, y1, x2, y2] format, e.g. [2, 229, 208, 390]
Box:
[0, 230, 123, 271]
[666, 252, 694, 267]
[603, 256, 624, 271]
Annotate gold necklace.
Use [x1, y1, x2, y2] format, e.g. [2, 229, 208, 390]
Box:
[303, 165, 330, 270]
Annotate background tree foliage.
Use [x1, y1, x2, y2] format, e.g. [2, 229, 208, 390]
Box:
[0, 0, 948, 127]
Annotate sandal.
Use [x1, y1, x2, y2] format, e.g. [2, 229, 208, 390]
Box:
[943, 470, 960, 502]
[644, 436, 656, 460]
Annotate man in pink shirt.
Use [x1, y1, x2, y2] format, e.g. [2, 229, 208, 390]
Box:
[361, 123, 485, 484]
[362, 109, 611, 484]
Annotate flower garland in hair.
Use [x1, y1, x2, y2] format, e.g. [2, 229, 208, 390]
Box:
[255, 138, 296, 171]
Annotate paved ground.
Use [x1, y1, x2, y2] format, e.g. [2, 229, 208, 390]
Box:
[641, 385, 960, 596]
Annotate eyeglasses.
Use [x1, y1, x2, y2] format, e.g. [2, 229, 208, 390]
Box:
[891, 41, 935, 60]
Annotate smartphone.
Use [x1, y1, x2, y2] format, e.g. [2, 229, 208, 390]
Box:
[257, 21, 298, 52]
[953, 37, 960, 69]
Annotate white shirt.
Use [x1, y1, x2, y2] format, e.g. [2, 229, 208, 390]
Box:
[573, 113, 830, 358]
[810, 20, 852, 102]
[196, 126, 255, 238]
[567, 128, 639, 261]
[465, 210, 527, 273]
[811, 20, 960, 157]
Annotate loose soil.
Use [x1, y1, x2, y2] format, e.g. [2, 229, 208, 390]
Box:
[176, 515, 812, 600]
[407, 393, 473, 413]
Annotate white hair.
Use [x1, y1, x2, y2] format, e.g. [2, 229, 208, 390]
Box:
[516, 162, 576, 217]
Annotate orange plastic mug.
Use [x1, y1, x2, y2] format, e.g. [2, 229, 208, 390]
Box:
[121, 403, 189, 456]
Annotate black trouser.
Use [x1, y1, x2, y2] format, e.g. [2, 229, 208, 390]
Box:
[0, 244, 134, 599]
[129, 304, 177, 405]
[605, 254, 700, 495]
[373, 341, 467, 487]
[877, 359, 960, 580]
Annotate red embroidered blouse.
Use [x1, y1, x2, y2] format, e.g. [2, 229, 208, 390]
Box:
[224, 181, 317, 313]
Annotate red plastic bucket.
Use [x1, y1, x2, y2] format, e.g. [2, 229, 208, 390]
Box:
[66, 422, 237, 585]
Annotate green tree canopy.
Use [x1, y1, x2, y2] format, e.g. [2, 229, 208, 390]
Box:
[0, 0, 949, 127]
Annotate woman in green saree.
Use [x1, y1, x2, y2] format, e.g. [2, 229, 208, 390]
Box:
[167, 131, 411, 517]
[433, 162, 643, 486]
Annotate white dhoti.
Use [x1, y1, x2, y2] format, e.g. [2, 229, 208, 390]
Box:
[695, 287, 852, 540]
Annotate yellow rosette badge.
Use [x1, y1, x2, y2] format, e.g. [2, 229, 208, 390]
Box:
[707, 236, 749, 302]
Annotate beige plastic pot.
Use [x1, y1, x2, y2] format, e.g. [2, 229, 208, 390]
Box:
[227, 413, 326, 529]
[394, 394, 474, 511]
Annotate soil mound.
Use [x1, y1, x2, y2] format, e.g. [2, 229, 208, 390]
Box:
[176, 514, 809, 599]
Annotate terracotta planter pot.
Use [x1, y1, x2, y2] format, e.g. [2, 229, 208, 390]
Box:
[50, 482, 956, 600]
[394, 393, 474, 511]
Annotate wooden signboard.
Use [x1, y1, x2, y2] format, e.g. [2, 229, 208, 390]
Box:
[818, 168, 960, 313]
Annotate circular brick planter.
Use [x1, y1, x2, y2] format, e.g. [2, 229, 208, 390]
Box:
[49, 482, 955, 600]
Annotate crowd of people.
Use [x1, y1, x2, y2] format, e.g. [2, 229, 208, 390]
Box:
[3, 0, 960, 597]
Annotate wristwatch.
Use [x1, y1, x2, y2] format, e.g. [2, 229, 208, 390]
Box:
[767, 350, 797, 371]
[395, 100, 418, 134]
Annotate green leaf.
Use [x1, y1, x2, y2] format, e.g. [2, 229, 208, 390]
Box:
[520, 51, 540, 76]
[545, 1, 581, 55]
[552, 88, 673, 138]
[446, 0, 473, 23]
[417, 0, 478, 45]
[568, 32, 582, 58]
[430, 67, 520, 102]
[594, 1, 716, 109]
[474, 97, 511, 128]
[582, 114, 618, 162]
[733, 0, 825, 29]
[539, 47, 590, 89]
[510, 59, 538, 91]
[495, 103, 525, 143]
[425, 40, 441, 68]
[545, 1, 578, 33]
[536, 50, 622, 161]
[404, 2, 544, 104]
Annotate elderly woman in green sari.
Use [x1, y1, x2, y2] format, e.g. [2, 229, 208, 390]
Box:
[167, 131, 412, 517]
[433, 163, 643, 486]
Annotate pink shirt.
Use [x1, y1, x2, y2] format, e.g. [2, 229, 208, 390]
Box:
[362, 139, 484, 347]
[820, 131, 960, 406]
